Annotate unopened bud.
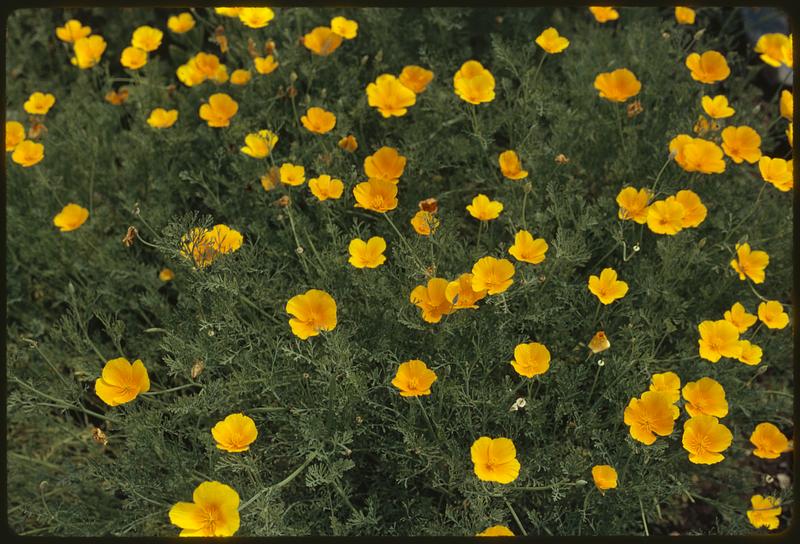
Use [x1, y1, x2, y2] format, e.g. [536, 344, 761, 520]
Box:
[191, 359, 204, 379]
[575, 479, 588, 486]
[509, 397, 527, 412]
[296, 246, 304, 254]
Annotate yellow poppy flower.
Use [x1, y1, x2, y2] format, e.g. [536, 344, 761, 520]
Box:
[410, 210, 440, 236]
[758, 157, 793, 191]
[682, 377, 728, 418]
[736, 339, 763, 366]
[286, 289, 337, 340]
[366, 74, 417, 118]
[240, 130, 278, 158]
[477, 525, 514, 536]
[510, 342, 550, 378]
[5, 121, 25, 151]
[410, 278, 454, 323]
[309, 175, 344, 201]
[11, 140, 44, 167]
[330, 16, 358, 39]
[302, 26, 343, 56]
[591, 465, 618, 492]
[723, 302, 757, 333]
[757, 300, 789, 329]
[238, 7, 274, 29]
[211, 413, 258, 453]
[675, 7, 696, 25]
[535, 27, 569, 54]
[498, 150, 528, 180]
[780, 90, 792, 120]
[747, 495, 781, 530]
[616, 187, 651, 223]
[453, 60, 496, 105]
[168, 12, 195, 33]
[254, 55, 279, 75]
[199, 93, 238, 128]
[131, 25, 163, 52]
[56, 19, 91, 43]
[750, 423, 790, 459]
[470, 437, 520, 484]
[230, 69, 252, 85]
[589, 7, 619, 23]
[353, 178, 398, 213]
[467, 194, 503, 221]
[674, 189, 707, 228]
[698, 319, 742, 362]
[508, 230, 548, 264]
[23, 92, 56, 115]
[649, 371, 681, 403]
[52, 203, 88, 231]
[730, 243, 769, 283]
[279, 163, 305, 186]
[391, 359, 437, 397]
[147, 108, 178, 129]
[646, 197, 686, 235]
[593, 68, 641, 102]
[623, 391, 676, 445]
[338, 135, 358, 152]
[677, 137, 726, 174]
[71, 35, 107, 69]
[348, 236, 387, 269]
[682, 415, 732, 464]
[120, 46, 147, 69]
[588, 267, 628, 305]
[685, 51, 730, 83]
[94, 357, 150, 406]
[721, 126, 762, 164]
[444, 273, 487, 309]
[301, 107, 336, 134]
[169, 481, 240, 536]
[399, 65, 434, 93]
[159, 268, 175, 282]
[755, 33, 790, 67]
[701, 95, 735, 118]
[471, 256, 515, 295]
[364, 146, 406, 182]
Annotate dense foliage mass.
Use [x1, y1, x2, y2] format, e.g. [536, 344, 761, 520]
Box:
[5, 6, 793, 536]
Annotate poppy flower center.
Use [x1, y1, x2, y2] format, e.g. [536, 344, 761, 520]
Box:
[407, 377, 420, 390]
[202, 504, 221, 532]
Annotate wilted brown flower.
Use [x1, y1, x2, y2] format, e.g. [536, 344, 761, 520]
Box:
[418, 197, 439, 213]
[627, 100, 644, 118]
[214, 26, 228, 53]
[28, 122, 48, 139]
[555, 153, 570, 164]
[91, 426, 108, 446]
[122, 226, 138, 247]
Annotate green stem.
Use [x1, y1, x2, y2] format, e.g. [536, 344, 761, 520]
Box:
[650, 155, 672, 196]
[141, 383, 202, 396]
[12, 377, 120, 424]
[285, 205, 310, 276]
[476, 221, 485, 250]
[530, 53, 547, 90]
[239, 453, 316, 512]
[520, 188, 529, 231]
[384, 213, 427, 275]
[504, 499, 528, 536]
